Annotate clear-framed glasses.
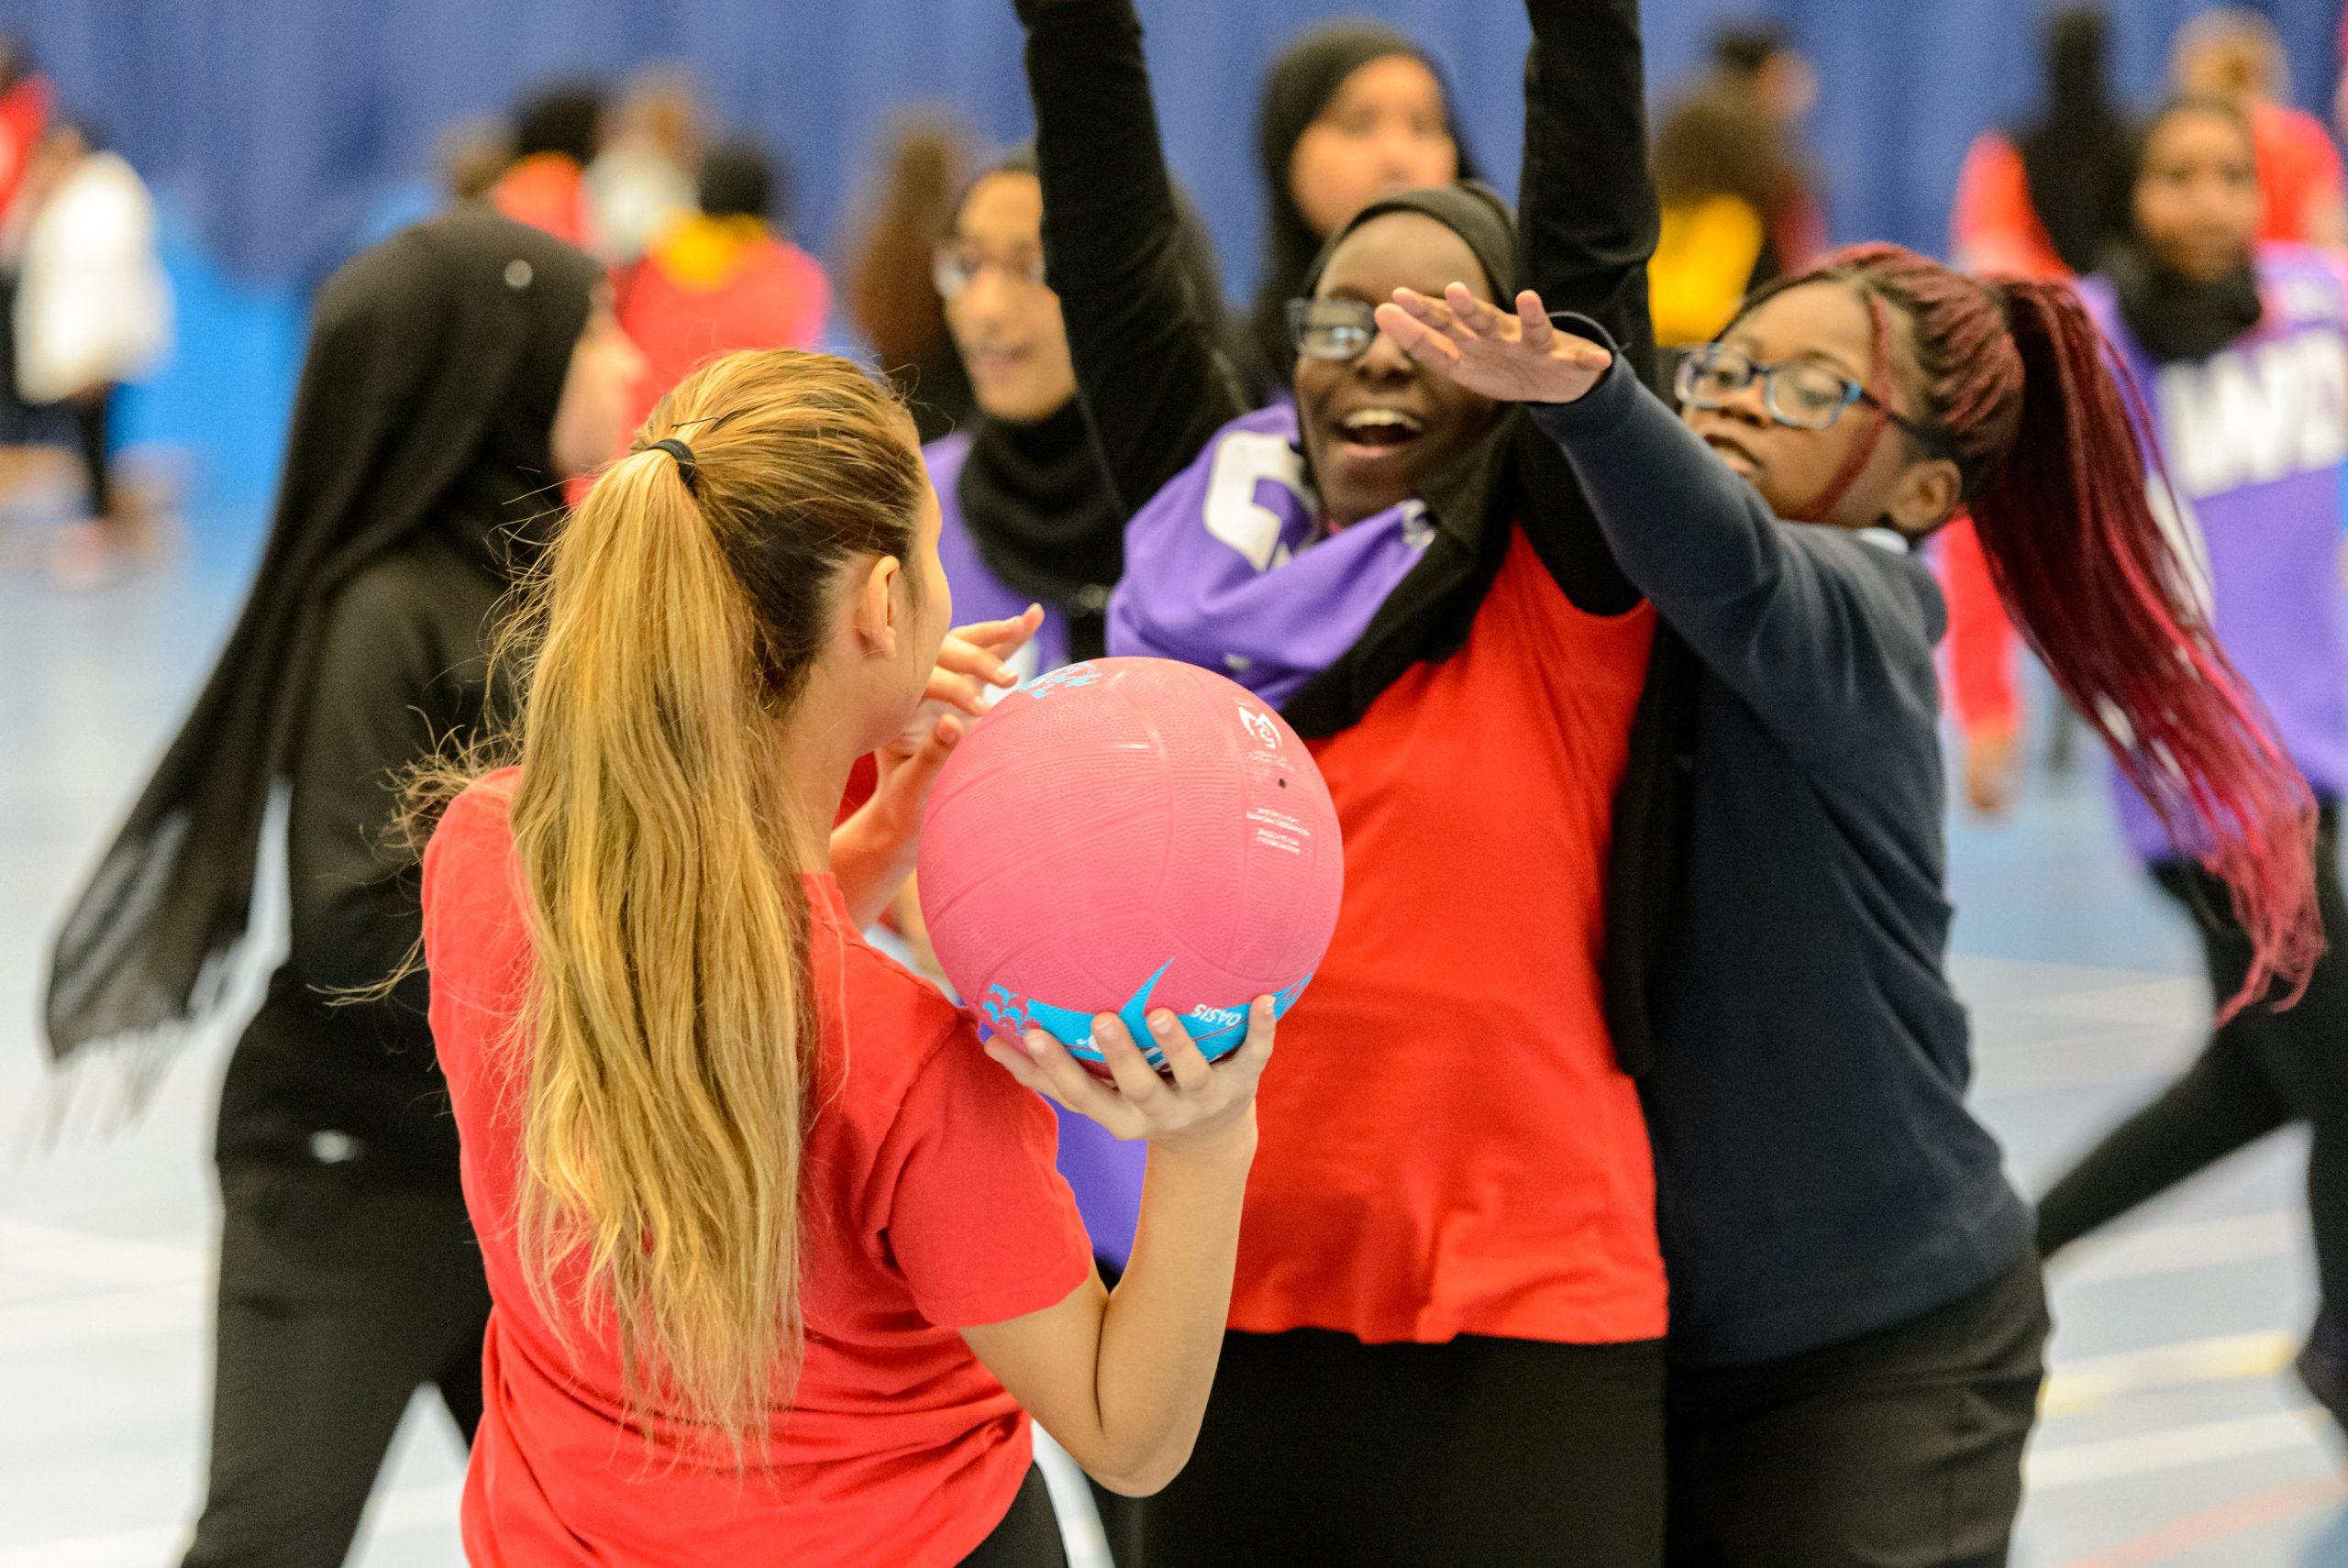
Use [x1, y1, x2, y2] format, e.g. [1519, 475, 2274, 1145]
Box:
[1287, 297, 1379, 361]
[1675, 343, 1948, 455]
[933, 243, 1049, 300]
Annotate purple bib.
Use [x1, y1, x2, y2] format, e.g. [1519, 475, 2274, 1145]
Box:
[1107, 403, 1436, 707]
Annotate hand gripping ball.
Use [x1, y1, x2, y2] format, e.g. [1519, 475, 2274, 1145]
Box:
[916, 658, 1344, 1073]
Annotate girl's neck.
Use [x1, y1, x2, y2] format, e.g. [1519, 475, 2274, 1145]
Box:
[768, 702, 863, 872]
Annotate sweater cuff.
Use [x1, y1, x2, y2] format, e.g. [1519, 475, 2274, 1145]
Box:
[1527, 348, 1645, 447]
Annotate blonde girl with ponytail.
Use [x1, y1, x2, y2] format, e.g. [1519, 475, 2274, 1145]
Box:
[417, 348, 1272, 1568]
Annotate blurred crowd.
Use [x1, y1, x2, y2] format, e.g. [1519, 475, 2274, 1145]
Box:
[3, 7, 2343, 593]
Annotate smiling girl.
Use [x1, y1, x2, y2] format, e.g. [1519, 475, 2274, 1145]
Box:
[1015, 0, 1680, 1559]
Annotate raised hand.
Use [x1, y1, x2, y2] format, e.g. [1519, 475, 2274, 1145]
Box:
[1374, 283, 1612, 406]
[830, 604, 1047, 926]
[924, 604, 1047, 718]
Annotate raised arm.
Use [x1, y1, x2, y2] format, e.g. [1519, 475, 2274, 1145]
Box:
[1378, 289, 1937, 759]
[1518, 0, 1659, 388]
[1528, 359, 1939, 760]
[1018, 0, 1248, 513]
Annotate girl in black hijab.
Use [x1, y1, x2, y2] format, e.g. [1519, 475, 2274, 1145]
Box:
[1237, 20, 1477, 398]
[44, 208, 640, 1567]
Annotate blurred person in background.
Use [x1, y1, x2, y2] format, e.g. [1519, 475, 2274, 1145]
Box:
[919, 164, 1224, 1566]
[586, 65, 705, 266]
[1946, 96, 2348, 1436]
[617, 138, 830, 427]
[6, 118, 172, 588]
[1708, 19, 1826, 271]
[1646, 19, 1827, 359]
[1941, 5, 2134, 796]
[1950, 5, 2134, 282]
[491, 81, 606, 252]
[842, 113, 975, 444]
[1235, 21, 1471, 401]
[0, 33, 50, 226]
[2174, 8, 2345, 247]
[440, 117, 515, 204]
[41, 211, 641, 1566]
[1646, 69, 1803, 355]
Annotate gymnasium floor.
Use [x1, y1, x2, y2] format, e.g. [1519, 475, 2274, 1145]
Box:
[0, 516, 2339, 1567]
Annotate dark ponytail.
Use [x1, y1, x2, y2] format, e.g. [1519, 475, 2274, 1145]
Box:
[1762, 244, 2321, 1014]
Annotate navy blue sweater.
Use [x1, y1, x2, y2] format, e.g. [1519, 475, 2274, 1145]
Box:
[1532, 361, 2033, 1365]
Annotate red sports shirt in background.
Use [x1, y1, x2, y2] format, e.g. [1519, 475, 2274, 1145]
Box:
[422, 770, 1091, 1568]
[2251, 99, 2345, 244]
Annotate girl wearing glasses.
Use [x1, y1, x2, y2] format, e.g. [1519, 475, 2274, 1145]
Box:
[925, 148, 1222, 1564]
[1017, 0, 1678, 1560]
[1377, 229, 2318, 1562]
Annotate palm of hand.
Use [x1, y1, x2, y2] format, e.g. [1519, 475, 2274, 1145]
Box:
[1373, 284, 1611, 406]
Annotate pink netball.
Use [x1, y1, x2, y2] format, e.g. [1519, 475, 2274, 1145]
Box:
[916, 657, 1344, 1071]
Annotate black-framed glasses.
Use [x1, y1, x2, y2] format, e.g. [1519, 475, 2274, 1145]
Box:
[1675, 344, 1949, 456]
[1288, 297, 1379, 361]
[933, 243, 1049, 300]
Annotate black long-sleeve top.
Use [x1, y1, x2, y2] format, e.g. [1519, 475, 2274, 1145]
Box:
[1532, 360, 2032, 1363]
[1019, 0, 1695, 1071]
[216, 525, 507, 1185]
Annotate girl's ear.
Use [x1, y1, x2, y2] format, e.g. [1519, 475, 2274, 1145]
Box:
[851, 556, 903, 658]
[1886, 456, 1963, 536]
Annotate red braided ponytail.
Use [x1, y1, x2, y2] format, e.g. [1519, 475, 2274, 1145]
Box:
[1754, 244, 2320, 1015]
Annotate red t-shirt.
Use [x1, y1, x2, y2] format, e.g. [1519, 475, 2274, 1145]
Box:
[619, 226, 832, 430]
[422, 772, 1091, 1568]
[1948, 132, 2074, 282]
[2253, 100, 2345, 244]
[1936, 513, 2021, 741]
[1231, 532, 1668, 1345]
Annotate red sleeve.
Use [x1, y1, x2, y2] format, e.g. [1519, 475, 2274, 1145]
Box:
[1949, 132, 2066, 280]
[1938, 513, 2022, 739]
[877, 1018, 1094, 1329]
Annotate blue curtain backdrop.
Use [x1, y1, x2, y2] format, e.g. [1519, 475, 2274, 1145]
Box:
[4, 0, 2342, 292]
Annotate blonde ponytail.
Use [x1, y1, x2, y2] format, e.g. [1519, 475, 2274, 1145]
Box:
[485, 350, 925, 1445]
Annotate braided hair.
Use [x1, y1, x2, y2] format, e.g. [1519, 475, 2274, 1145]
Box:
[1744, 242, 2320, 1014]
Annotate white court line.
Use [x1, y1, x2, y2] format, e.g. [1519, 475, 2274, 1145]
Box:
[2057, 1211, 2299, 1285]
[2027, 1408, 2331, 1490]
[2041, 1331, 2296, 1418]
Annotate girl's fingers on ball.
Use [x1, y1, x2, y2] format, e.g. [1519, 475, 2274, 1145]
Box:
[1095, 1014, 1174, 1105]
[1024, 1028, 1121, 1111]
[1151, 1010, 1215, 1093]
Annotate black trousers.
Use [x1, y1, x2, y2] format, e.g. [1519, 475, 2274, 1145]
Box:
[960, 1467, 1071, 1567]
[182, 1156, 493, 1568]
[1143, 1328, 1667, 1566]
[2036, 803, 2348, 1312]
[1664, 1256, 2048, 1568]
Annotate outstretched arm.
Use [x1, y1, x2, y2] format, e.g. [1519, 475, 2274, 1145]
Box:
[1383, 288, 1937, 759]
[1018, 0, 1248, 513]
[1518, 0, 1659, 389]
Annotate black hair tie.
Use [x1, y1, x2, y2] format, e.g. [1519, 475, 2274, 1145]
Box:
[648, 436, 700, 496]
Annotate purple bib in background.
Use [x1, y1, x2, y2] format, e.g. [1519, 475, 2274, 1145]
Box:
[2080, 247, 2348, 864]
[922, 430, 1133, 1264]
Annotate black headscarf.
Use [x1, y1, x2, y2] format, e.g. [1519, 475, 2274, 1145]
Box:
[44, 209, 600, 1072]
[953, 149, 1225, 662]
[2109, 98, 2265, 363]
[1300, 181, 1517, 304]
[2013, 6, 2135, 278]
[1245, 22, 1480, 395]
